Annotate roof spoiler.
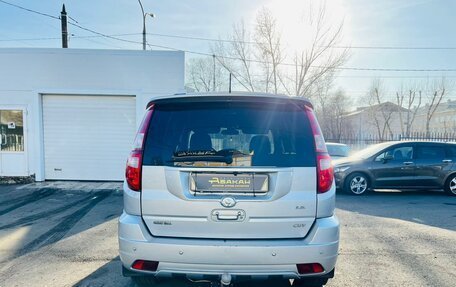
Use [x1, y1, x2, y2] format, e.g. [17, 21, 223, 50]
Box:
[146, 95, 313, 110]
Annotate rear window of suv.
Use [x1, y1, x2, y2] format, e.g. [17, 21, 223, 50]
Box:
[142, 99, 316, 167]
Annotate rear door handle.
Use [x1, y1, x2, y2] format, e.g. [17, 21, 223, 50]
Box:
[216, 213, 240, 220]
[403, 161, 414, 165]
[443, 159, 453, 163]
[211, 209, 245, 221]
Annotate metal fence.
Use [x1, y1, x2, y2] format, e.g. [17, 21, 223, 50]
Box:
[399, 132, 456, 142]
[326, 132, 456, 152]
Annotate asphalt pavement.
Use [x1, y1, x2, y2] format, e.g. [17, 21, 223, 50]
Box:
[0, 182, 455, 287]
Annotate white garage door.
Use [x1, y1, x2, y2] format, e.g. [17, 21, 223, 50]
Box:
[42, 95, 136, 180]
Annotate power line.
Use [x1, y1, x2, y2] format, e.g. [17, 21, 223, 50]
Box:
[0, 33, 141, 42]
[337, 75, 456, 79]
[1, 0, 455, 52]
[67, 22, 145, 45]
[3, 0, 456, 52]
[3, 29, 456, 72]
[0, 2, 155, 48]
[327, 45, 456, 50]
[0, 0, 143, 46]
[0, 0, 59, 20]
[146, 32, 257, 45]
[145, 32, 456, 50]
[77, 35, 126, 49]
[145, 32, 456, 51]
[2, 1, 456, 72]
[125, 42, 456, 72]
[0, 36, 60, 42]
[4, 36, 453, 76]
[4, 30, 456, 52]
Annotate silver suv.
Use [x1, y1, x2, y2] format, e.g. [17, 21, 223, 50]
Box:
[118, 93, 339, 287]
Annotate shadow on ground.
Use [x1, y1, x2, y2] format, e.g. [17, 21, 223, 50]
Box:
[336, 190, 456, 231]
[0, 182, 122, 265]
[74, 257, 292, 287]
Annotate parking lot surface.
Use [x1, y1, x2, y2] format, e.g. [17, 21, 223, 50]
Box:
[0, 182, 455, 287]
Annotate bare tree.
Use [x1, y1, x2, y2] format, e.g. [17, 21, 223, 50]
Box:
[186, 57, 225, 92]
[212, 2, 348, 96]
[366, 80, 396, 140]
[254, 7, 283, 94]
[316, 89, 351, 140]
[212, 22, 257, 92]
[423, 78, 449, 136]
[395, 85, 422, 137]
[287, 1, 349, 97]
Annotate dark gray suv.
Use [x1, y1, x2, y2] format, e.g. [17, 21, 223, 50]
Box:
[334, 141, 456, 196]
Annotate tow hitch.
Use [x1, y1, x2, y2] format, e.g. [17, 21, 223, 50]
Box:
[187, 273, 233, 287]
[221, 273, 232, 286]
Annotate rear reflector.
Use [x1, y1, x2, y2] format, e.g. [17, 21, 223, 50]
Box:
[297, 263, 324, 274]
[132, 260, 159, 272]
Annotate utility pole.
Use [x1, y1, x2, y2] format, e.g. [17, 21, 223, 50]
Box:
[138, 0, 154, 50]
[212, 54, 216, 91]
[142, 16, 146, 50]
[61, 4, 68, 48]
[229, 73, 232, 93]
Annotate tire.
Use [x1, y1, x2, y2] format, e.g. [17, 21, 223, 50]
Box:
[293, 278, 329, 287]
[344, 173, 370, 195]
[445, 174, 456, 196]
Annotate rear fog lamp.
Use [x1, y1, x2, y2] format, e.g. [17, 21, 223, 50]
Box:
[132, 260, 159, 271]
[297, 263, 324, 274]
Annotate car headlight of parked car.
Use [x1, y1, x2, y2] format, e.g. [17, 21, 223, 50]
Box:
[334, 166, 350, 173]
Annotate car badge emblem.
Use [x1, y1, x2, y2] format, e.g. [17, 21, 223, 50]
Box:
[220, 197, 236, 208]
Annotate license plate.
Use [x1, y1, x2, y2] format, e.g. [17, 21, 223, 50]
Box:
[190, 173, 268, 193]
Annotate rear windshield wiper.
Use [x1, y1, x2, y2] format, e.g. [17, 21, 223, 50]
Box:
[169, 150, 233, 164]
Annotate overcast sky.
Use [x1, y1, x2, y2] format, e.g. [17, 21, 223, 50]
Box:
[0, 0, 455, 102]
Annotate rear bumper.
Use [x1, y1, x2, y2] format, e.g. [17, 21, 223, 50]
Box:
[118, 212, 339, 279]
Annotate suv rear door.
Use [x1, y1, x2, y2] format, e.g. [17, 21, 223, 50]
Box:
[139, 96, 319, 239]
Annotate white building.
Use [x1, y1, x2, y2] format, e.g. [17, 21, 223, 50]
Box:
[342, 102, 409, 139]
[0, 48, 184, 181]
[413, 100, 456, 134]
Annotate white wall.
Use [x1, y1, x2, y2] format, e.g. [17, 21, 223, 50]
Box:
[0, 48, 185, 180]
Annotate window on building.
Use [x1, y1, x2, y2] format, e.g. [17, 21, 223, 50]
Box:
[0, 110, 24, 152]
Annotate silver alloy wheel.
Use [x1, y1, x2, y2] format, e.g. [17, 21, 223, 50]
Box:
[350, 176, 368, 195]
[450, 177, 456, 195]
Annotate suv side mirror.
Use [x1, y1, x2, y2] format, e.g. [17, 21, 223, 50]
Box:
[382, 154, 394, 163]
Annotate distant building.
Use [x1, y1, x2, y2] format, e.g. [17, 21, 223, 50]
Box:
[413, 100, 456, 134]
[342, 102, 410, 139]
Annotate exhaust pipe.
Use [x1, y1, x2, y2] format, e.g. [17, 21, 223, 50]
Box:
[221, 273, 232, 286]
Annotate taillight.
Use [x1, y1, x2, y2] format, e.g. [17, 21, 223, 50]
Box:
[126, 105, 154, 191]
[305, 106, 326, 153]
[126, 150, 142, 191]
[305, 105, 334, 193]
[317, 153, 334, 193]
